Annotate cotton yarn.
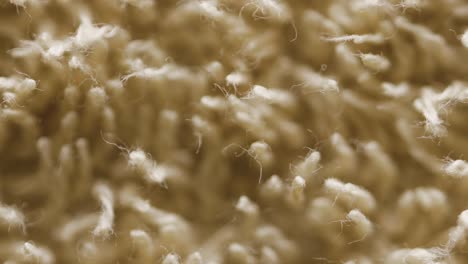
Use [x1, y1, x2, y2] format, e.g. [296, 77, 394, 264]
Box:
[0, 0, 468, 263]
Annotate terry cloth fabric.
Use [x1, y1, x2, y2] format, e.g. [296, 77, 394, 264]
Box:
[0, 0, 468, 263]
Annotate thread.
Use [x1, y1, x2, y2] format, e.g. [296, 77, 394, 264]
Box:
[92, 182, 114, 238]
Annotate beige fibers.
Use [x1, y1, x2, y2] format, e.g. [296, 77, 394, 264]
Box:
[0, 0, 468, 263]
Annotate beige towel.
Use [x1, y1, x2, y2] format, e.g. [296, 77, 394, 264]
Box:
[0, 0, 468, 263]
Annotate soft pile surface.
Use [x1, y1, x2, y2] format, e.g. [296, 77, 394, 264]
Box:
[1, 0, 468, 263]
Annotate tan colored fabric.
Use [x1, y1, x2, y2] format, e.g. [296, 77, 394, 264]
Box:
[0, 0, 468, 263]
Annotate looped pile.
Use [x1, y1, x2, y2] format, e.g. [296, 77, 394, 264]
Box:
[0, 0, 468, 263]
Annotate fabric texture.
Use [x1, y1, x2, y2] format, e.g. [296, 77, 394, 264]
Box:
[0, 0, 468, 263]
